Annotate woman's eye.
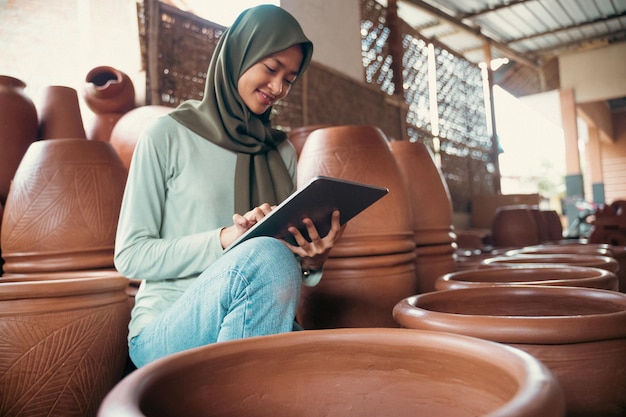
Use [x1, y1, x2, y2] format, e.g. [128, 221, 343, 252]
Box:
[264, 64, 276, 73]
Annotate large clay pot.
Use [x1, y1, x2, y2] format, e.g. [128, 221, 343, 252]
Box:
[83, 66, 136, 142]
[388, 140, 457, 293]
[98, 328, 565, 417]
[393, 286, 626, 417]
[0, 272, 130, 417]
[491, 205, 540, 247]
[287, 124, 332, 159]
[505, 243, 613, 257]
[388, 140, 454, 244]
[435, 265, 618, 291]
[109, 105, 172, 170]
[295, 125, 416, 328]
[37, 85, 87, 140]
[0, 76, 38, 206]
[1, 139, 127, 274]
[541, 209, 564, 241]
[480, 253, 620, 275]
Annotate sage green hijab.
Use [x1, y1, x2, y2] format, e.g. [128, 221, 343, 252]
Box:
[169, 4, 313, 214]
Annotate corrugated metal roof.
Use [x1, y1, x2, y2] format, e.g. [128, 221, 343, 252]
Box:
[399, 0, 626, 67]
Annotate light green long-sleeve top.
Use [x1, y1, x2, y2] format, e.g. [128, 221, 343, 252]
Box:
[114, 115, 318, 341]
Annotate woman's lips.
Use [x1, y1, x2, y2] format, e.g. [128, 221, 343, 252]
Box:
[257, 90, 274, 106]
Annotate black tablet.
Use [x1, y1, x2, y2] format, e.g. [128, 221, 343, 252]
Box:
[225, 176, 388, 251]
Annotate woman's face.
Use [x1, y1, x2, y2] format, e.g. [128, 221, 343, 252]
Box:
[237, 44, 304, 115]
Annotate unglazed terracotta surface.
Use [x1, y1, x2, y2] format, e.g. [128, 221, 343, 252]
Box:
[491, 205, 540, 247]
[1, 139, 127, 273]
[295, 125, 416, 328]
[0, 273, 131, 417]
[109, 105, 172, 170]
[480, 253, 620, 274]
[435, 265, 618, 291]
[98, 328, 565, 417]
[37, 85, 87, 140]
[83, 66, 136, 142]
[388, 140, 457, 293]
[0, 75, 38, 206]
[393, 286, 626, 417]
[287, 124, 333, 158]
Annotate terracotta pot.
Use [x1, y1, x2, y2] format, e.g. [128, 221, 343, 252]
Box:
[298, 254, 417, 328]
[393, 286, 626, 417]
[83, 66, 136, 142]
[287, 124, 333, 158]
[480, 253, 620, 275]
[541, 209, 564, 241]
[491, 205, 540, 247]
[1, 139, 127, 273]
[436, 265, 618, 291]
[0, 75, 38, 206]
[413, 243, 457, 293]
[297, 125, 413, 256]
[0, 201, 4, 275]
[505, 243, 613, 257]
[37, 85, 87, 140]
[388, 140, 454, 245]
[0, 272, 130, 417]
[98, 328, 565, 417]
[295, 125, 416, 328]
[83, 66, 136, 115]
[109, 105, 172, 170]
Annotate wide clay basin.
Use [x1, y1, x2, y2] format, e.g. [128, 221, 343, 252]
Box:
[480, 253, 619, 274]
[98, 328, 565, 417]
[393, 286, 626, 417]
[435, 265, 618, 291]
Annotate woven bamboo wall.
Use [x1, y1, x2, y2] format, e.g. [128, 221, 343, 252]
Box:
[137, 0, 497, 214]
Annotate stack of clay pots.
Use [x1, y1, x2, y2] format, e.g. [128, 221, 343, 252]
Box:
[295, 125, 417, 328]
[0, 73, 132, 417]
[388, 140, 457, 293]
[490, 204, 563, 248]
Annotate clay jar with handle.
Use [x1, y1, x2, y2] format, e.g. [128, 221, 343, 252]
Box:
[98, 328, 565, 417]
[0, 75, 38, 206]
[37, 85, 87, 140]
[435, 265, 619, 291]
[0, 139, 127, 274]
[388, 140, 457, 293]
[0, 272, 131, 417]
[83, 66, 136, 142]
[295, 125, 416, 328]
[393, 286, 626, 417]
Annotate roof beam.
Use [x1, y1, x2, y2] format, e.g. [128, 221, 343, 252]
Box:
[403, 0, 540, 69]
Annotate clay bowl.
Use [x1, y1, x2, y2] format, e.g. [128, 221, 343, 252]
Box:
[393, 286, 626, 417]
[480, 253, 619, 275]
[435, 265, 619, 291]
[0, 272, 131, 417]
[505, 243, 613, 257]
[98, 328, 565, 417]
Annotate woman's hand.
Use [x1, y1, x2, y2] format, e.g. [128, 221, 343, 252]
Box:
[284, 210, 345, 272]
[220, 203, 274, 249]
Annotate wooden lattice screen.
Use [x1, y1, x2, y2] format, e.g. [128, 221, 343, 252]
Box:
[361, 0, 497, 212]
[138, 0, 497, 213]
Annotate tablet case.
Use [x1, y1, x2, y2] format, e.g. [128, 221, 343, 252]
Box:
[225, 176, 389, 251]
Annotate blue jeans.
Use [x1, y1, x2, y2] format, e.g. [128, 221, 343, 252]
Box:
[129, 237, 302, 367]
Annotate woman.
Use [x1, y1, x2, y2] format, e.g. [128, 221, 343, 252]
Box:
[114, 4, 343, 368]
